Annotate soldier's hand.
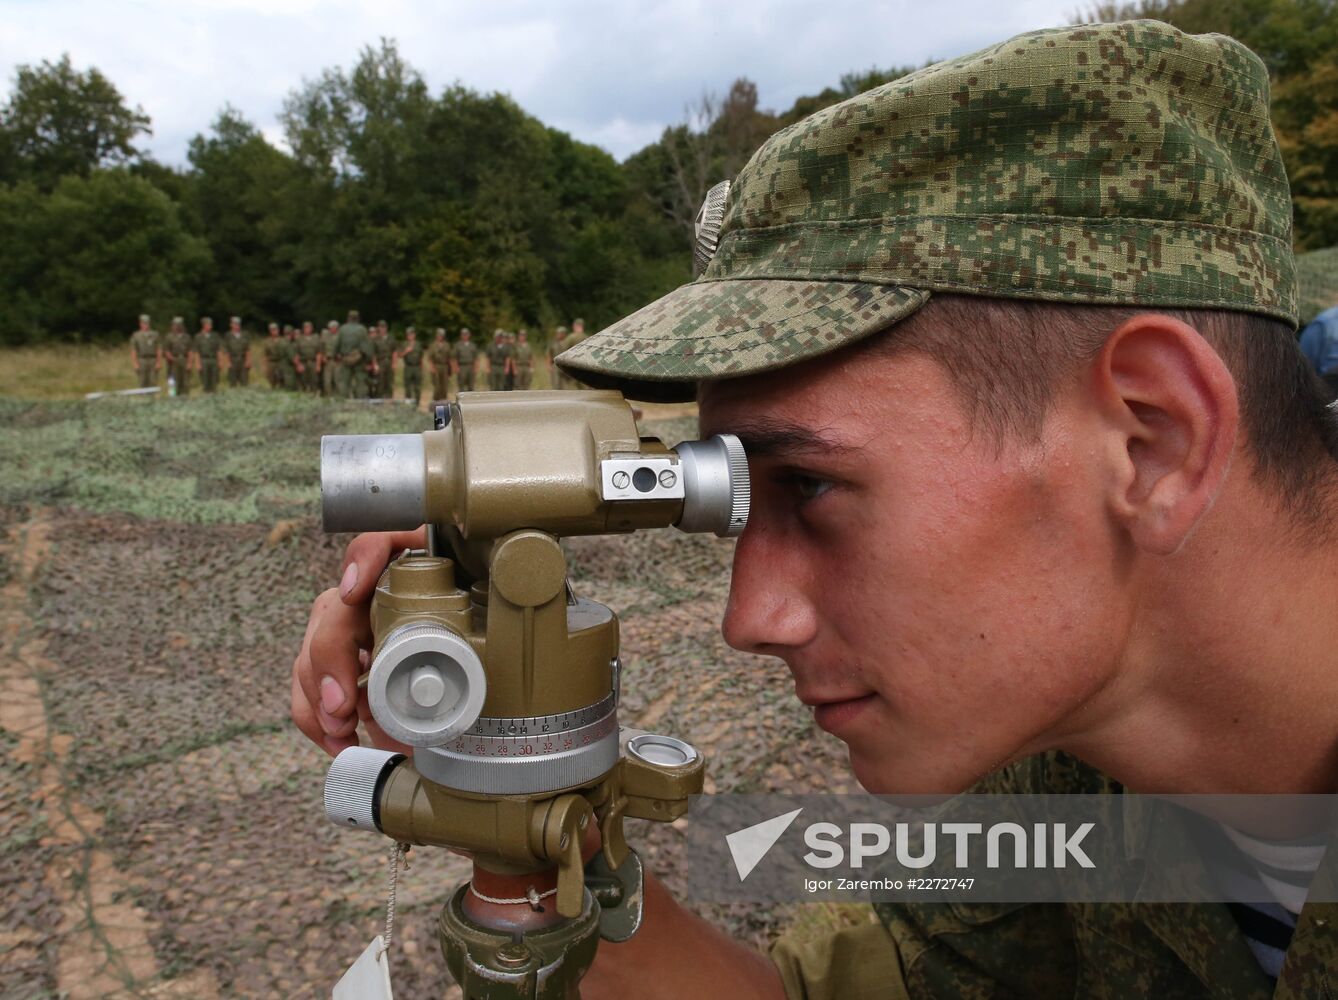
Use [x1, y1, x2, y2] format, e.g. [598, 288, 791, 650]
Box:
[291, 528, 425, 757]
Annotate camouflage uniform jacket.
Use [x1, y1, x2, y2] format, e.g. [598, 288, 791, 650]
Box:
[297, 335, 320, 367]
[770, 752, 1338, 1000]
[130, 328, 159, 360]
[400, 342, 423, 368]
[515, 343, 533, 369]
[224, 332, 249, 361]
[453, 340, 477, 368]
[164, 330, 191, 363]
[428, 342, 452, 368]
[320, 328, 338, 362]
[332, 323, 372, 365]
[193, 329, 222, 361]
[374, 335, 395, 369]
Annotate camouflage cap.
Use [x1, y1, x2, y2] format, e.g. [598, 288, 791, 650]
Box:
[230, 316, 241, 325]
[138, 313, 150, 324]
[558, 20, 1297, 402]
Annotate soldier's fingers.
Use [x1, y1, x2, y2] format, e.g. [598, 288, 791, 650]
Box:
[300, 590, 373, 729]
[337, 528, 428, 605]
[291, 671, 355, 755]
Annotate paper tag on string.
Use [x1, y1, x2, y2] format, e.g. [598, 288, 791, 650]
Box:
[332, 935, 394, 1000]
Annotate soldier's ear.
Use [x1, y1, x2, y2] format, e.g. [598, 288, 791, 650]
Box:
[1089, 313, 1238, 555]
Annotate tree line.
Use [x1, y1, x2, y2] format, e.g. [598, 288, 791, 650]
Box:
[0, 0, 1333, 346]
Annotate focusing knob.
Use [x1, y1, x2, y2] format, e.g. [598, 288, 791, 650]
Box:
[324, 746, 404, 831]
[674, 434, 750, 537]
[367, 623, 487, 747]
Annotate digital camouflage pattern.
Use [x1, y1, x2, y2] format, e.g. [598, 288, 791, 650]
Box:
[559, 20, 1298, 402]
[770, 752, 1338, 1000]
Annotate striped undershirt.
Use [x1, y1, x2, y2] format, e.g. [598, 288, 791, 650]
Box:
[1210, 823, 1327, 980]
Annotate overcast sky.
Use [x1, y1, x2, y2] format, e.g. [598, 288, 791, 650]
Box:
[0, 0, 1083, 165]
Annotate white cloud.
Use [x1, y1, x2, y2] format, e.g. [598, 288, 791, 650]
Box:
[0, 0, 1080, 164]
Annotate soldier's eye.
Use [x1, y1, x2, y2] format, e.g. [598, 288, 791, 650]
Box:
[779, 472, 834, 504]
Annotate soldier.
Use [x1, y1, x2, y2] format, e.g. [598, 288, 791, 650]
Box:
[374, 320, 395, 398]
[514, 330, 533, 390]
[129, 314, 160, 389]
[563, 318, 589, 389]
[224, 316, 250, 387]
[453, 328, 478, 393]
[298, 321, 320, 392]
[193, 316, 222, 394]
[319, 321, 339, 397]
[399, 326, 423, 406]
[332, 309, 373, 399]
[427, 328, 451, 400]
[486, 330, 506, 391]
[549, 325, 569, 389]
[502, 331, 518, 390]
[263, 322, 283, 388]
[163, 316, 192, 396]
[281, 324, 302, 391]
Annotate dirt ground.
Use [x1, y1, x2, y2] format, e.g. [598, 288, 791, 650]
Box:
[0, 390, 863, 999]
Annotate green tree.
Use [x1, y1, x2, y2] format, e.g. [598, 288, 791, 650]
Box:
[0, 54, 151, 188]
[0, 171, 208, 343]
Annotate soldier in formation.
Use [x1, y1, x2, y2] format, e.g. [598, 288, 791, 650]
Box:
[262, 323, 282, 388]
[129, 314, 160, 388]
[428, 328, 451, 400]
[399, 326, 423, 405]
[374, 320, 395, 398]
[332, 309, 374, 399]
[225, 316, 250, 386]
[163, 316, 191, 395]
[514, 330, 533, 390]
[193, 317, 221, 393]
[454, 328, 477, 392]
[486, 330, 506, 390]
[320, 321, 339, 397]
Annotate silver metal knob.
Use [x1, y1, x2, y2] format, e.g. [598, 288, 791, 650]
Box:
[324, 746, 404, 832]
[675, 434, 750, 537]
[367, 623, 487, 747]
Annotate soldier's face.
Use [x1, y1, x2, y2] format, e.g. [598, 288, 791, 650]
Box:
[698, 341, 1128, 795]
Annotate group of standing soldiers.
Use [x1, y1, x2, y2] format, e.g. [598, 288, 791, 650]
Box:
[129, 311, 591, 402]
[130, 313, 255, 394]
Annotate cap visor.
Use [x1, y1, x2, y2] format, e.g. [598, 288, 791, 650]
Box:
[556, 279, 929, 402]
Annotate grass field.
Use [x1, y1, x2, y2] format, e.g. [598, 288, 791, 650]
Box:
[0, 385, 863, 999]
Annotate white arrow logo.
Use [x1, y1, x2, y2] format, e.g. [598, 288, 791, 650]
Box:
[725, 808, 803, 881]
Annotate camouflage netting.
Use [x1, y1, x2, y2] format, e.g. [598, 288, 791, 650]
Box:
[1, 394, 861, 999]
[1296, 245, 1338, 325]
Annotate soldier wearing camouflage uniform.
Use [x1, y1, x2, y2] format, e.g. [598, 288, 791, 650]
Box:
[547, 23, 1338, 999]
[549, 325, 569, 389]
[562, 319, 588, 389]
[224, 316, 250, 387]
[486, 330, 506, 391]
[427, 328, 451, 400]
[332, 309, 373, 399]
[319, 321, 339, 397]
[399, 326, 423, 405]
[263, 323, 283, 388]
[373, 321, 395, 398]
[129, 314, 160, 389]
[297, 321, 320, 392]
[514, 330, 533, 390]
[163, 316, 192, 396]
[453, 328, 477, 392]
[193, 316, 222, 394]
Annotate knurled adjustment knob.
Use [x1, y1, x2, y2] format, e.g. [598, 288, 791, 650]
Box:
[324, 746, 404, 832]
